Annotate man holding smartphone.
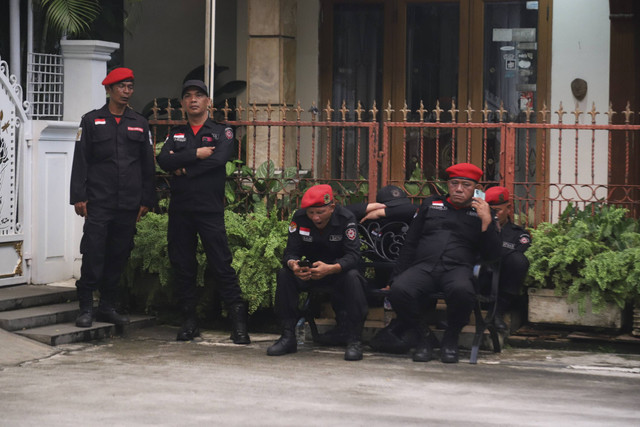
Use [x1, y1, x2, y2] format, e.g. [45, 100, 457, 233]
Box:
[389, 163, 502, 363]
[267, 184, 368, 361]
[157, 80, 250, 345]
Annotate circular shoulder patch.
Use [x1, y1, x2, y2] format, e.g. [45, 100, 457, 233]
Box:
[519, 235, 531, 244]
[225, 127, 234, 140]
[346, 227, 357, 241]
[289, 221, 297, 233]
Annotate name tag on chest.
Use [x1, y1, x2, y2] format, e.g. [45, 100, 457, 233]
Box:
[302, 236, 313, 242]
[329, 235, 343, 242]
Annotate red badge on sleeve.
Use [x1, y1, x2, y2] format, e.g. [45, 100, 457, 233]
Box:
[346, 228, 357, 240]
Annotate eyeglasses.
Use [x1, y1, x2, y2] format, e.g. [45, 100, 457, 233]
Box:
[448, 179, 474, 189]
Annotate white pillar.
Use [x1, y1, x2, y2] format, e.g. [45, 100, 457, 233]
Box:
[9, 0, 21, 82]
[60, 40, 120, 122]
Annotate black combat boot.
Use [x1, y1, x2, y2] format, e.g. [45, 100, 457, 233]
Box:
[267, 320, 297, 356]
[229, 301, 251, 344]
[177, 306, 200, 341]
[440, 327, 462, 363]
[95, 302, 130, 326]
[75, 288, 94, 328]
[315, 310, 349, 346]
[492, 313, 508, 332]
[493, 294, 513, 332]
[344, 321, 364, 361]
[412, 326, 434, 362]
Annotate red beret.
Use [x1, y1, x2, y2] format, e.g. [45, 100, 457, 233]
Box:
[485, 186, 510, 205]
[445, 163, 483, 182]
[301, 184, 333, 208]
[102, 68, 134, 86]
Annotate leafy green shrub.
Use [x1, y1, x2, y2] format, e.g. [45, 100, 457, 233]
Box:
[525, 203, 640, 313]
[225, 204, 289, 313]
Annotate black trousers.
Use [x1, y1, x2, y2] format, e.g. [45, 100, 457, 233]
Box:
[274, 267, 368, 326]
[389, 263, 475, 330]
[76, 205, 138, 307]
[499, 251, 530, 296]
[168, 211, 243, 309]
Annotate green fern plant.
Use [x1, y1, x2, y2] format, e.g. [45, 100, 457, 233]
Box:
[525, 203, 640, 313]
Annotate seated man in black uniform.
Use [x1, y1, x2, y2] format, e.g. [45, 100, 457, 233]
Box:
[347, 185, 417, 226]
[389, 163, 502, 363]
[484, 186, 531, 331]
[315, 185, 417, 346]
[267, 184, 368, 361]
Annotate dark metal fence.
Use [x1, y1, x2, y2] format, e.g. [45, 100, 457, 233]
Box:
[149, 98, 640, 225]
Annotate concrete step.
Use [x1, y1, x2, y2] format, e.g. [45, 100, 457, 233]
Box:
[0, 301, 79, 331]
[15, 322, 115, 346]
[0, 285, 76, 312]
[15, 315, 156, 346]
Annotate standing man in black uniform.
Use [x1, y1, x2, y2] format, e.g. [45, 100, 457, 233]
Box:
[389, 163, 502, 363]
[70, 67, 156, 328]
[484, 186, 531, 331]
[156, 80, 250, 344]
[267, 184, 368, 361]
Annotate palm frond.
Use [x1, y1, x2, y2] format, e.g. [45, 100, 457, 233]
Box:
[41, 0, 101, 36]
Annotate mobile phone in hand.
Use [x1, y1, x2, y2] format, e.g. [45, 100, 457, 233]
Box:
[474, 189, 485, 200]
[298, 259, 310, 268]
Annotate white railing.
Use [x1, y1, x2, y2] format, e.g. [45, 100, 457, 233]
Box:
[27, 53, 63, 120]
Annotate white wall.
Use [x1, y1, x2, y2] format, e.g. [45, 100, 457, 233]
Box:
[549, 0, 610, 206]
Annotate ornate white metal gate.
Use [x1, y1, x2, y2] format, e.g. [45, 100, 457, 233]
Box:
[0, 57, 30, 287]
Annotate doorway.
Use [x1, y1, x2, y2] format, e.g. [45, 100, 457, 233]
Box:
[320, 0, 550, 183]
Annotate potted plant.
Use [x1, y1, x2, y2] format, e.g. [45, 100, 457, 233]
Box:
[525, 203, 640, 330]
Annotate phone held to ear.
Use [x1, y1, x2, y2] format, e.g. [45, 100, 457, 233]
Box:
[474, 189, 485, 200]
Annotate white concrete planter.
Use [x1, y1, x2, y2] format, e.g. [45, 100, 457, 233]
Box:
[528, 288, 623, 330]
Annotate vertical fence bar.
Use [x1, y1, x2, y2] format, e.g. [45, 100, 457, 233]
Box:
[368, 125, 378, 202]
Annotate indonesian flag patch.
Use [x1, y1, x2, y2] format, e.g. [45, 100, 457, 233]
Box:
[432, 200, 444, 206]
[299, 227, 310, 236]
[128, 126, 144, 132]
[288, 221, 297, 233]
[174, 133, 186, 141]
[94, 118, 106, 125]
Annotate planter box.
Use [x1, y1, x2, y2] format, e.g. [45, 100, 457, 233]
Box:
[528, 288, 622, 330]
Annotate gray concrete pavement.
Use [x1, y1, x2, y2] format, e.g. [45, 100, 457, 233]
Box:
[1, 325, 639, 426]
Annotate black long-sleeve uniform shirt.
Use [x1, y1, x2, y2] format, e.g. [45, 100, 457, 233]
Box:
[69, 104, 156, 210]
[283, 206, 362, 272]
[156, 119, 234, 213]
[394, 194, 502, 274]
[499, 220, 531, 256]
[346, 202, 417, 224]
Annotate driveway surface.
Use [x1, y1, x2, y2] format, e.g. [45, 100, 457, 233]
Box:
[1, 326, 639, 426]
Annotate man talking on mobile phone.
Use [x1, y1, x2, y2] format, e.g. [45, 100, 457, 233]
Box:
[389, 163, 502, 363]
[267, 184, 368, 361]
[157, 80, 250, 345]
